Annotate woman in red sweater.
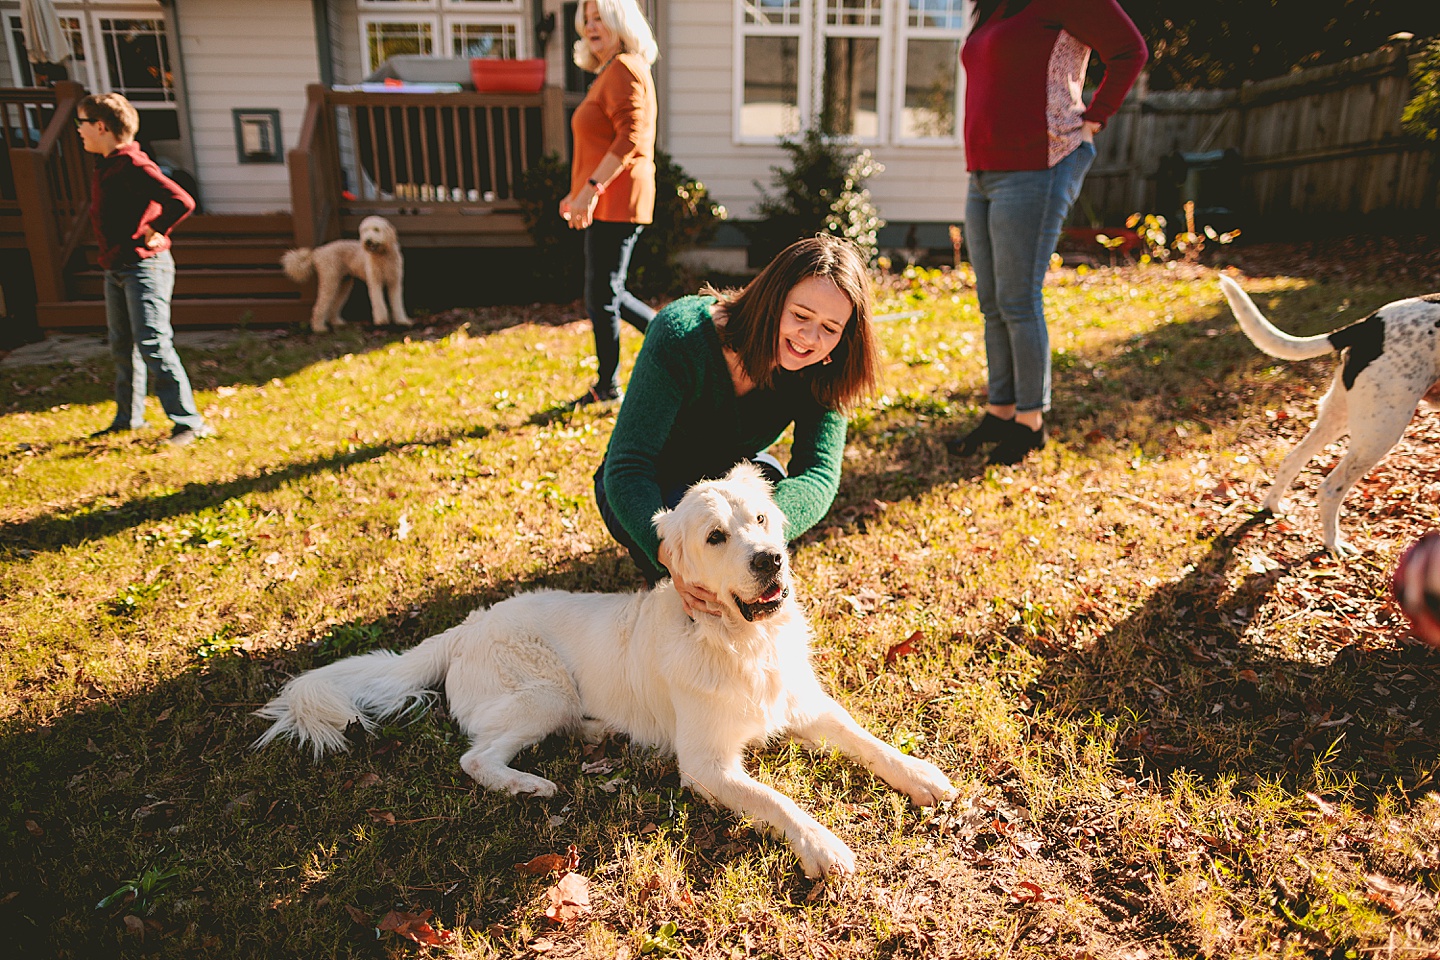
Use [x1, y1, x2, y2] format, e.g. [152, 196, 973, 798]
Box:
[949, 0, 1146, 464]
[561, 0, 659, 407]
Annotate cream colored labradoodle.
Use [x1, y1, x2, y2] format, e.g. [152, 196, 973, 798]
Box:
[281, 215, 409, 333]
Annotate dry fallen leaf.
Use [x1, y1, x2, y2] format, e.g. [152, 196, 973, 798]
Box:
[543, 871, 592, 925]
[885, 630, 922, 665]
[366, 808, 397, 826]
[1010, 880, 1060, 904]
[343, 904, 368, 926]
[515, 844, 580, 875]
[378, 908, 454, 946]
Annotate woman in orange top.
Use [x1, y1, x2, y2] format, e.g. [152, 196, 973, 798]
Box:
[561, 0, 659, 407]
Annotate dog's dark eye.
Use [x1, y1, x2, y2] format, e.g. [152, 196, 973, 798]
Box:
[756, 514, 766, 526]
[706, 529, 727, 545]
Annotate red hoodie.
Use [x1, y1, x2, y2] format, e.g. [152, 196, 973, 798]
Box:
[89, 141, 195, 270]
[962, 0, 1147, 172]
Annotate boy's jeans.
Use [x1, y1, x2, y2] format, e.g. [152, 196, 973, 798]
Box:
[965, 140, 1096, 414]
[103, 251, 207, 432]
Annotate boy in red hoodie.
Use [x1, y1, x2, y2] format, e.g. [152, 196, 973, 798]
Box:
[79, 92, 212, 445]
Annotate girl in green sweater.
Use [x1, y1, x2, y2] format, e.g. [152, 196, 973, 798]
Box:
[595, 235, 878, 614]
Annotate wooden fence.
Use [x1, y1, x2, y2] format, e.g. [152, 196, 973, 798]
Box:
[1077, 40, 1439, 230]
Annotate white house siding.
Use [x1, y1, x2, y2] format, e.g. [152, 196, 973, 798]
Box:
[173, 0, 320, 214]
[660, 0, 968, 227]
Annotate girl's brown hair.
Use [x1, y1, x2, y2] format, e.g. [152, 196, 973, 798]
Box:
[711, 234, 877, 411]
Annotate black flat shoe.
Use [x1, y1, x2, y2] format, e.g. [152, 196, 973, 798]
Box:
[987, 421, 1046, 466]
[568, 384, 622, 409]
[946, 412, 1013, 456]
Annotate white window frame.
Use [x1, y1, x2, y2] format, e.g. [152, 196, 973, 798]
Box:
[733, 0, 811, 145]
[358, 3, 527, 74]
[3, 2, 176, 112]
[731, 0, 964, 148]
[891, 0, 965, 145]
[816, 0, 889, 144]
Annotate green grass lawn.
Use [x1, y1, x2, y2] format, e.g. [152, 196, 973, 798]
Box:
[2, 266, 1437, 959]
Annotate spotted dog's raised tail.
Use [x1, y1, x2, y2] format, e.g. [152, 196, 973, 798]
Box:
[1219, 274, 1336, 361]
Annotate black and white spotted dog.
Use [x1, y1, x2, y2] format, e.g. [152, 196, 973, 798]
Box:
[1219, 275, 1440, 555]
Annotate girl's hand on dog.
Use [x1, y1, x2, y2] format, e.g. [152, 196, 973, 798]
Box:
[658, 540, 723, 618]
[1396, 532, 1440, 648]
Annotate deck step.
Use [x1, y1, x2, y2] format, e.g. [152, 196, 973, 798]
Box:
[71, 268, 301, 299]
[79, 239, 295, 269]
[37, 298, 311, 330]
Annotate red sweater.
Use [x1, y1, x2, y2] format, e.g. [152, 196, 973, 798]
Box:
[89, 142, 195, 270]
[962, 0, 1147, 171]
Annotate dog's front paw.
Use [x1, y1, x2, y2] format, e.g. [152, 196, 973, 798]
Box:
[394, 314, 413, 327]
[372, 311, 390, 327]
[897, 757, 957, 807]
[792, 826, 856, 879]
[1328, 537, 1360, 558]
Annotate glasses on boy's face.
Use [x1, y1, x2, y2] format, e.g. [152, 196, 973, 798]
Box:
[74, 116, 99, 127]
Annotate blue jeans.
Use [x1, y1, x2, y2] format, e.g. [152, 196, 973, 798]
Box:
[585, 220, 655, 394]
[966, 140, 1096, 413]
[103, 251, 207, 432]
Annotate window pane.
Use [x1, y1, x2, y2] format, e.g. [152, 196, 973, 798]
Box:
[821, 36, 877, 138]
[367, 21, 435, 69]
[901, 39, 957, 138]
[62, 16, 86, 64]
[827, 0, 881, 27]
[99, 19, 174, 103]
[745, 0, 801, 27]
[742, 35, 800, 138]
[907, 0, 966, 29]
[452, 22, 517, 58]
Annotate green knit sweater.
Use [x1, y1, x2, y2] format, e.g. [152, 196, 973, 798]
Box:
[602, 295, 848, 567]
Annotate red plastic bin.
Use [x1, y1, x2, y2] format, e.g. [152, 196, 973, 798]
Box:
[470, 58, 545, 94]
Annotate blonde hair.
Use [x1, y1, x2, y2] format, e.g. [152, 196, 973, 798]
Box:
[79, 92, 139, 142]
[572, 0, 658, 72]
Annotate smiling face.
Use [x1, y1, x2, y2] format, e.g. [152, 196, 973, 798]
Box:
[775, 276, 852, 373]
[582, 1, 621, 64]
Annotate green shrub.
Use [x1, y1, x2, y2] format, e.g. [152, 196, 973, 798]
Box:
[742, 127, 885, 265]
[515, 150, 727, 299]
[1402, 37, 1440, 143]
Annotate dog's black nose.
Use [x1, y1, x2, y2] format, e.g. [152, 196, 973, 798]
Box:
[750, 550, 781, 576]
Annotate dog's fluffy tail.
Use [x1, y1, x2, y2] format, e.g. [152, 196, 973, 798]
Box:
[252, 625, 464, 759]
[1219, 275, 1335, 361]
[280, 248, 315, 284]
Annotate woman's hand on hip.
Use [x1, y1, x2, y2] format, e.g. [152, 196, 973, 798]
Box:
[567, 185, 599, 230]
[658, 540, 723, 618]
[1081, 120, 1101, 143]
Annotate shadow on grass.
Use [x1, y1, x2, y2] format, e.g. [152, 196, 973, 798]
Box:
[0, 424, 492, 556]
[0, 311, 566, 421]
[1027, 512, 1440, 805]
[0, 546, 773, 957]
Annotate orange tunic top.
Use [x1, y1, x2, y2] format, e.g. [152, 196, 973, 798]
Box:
[569, 52, 657, 224]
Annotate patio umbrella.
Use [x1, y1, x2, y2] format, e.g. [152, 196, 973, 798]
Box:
[19, 0, 73, 64]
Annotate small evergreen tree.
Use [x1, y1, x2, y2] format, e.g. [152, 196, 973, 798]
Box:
[743, 127, 885, 265]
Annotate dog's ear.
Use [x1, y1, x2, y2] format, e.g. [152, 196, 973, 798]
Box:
[652, 506, 689, 581]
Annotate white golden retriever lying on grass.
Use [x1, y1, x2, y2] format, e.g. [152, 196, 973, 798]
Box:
[255, 464, 955, 878]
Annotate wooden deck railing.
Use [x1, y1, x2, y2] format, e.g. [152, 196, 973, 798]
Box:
[9, 81, 91, 301]
[290, 82, 565, 248]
